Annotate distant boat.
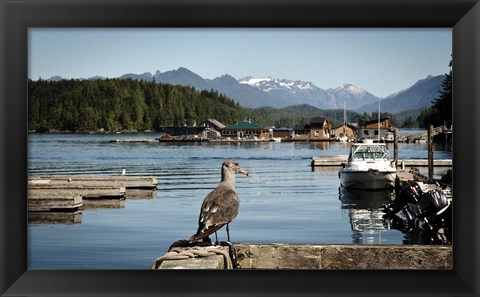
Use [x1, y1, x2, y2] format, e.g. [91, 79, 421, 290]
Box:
[337, 134, 349, 142]
[339, 140, 397, 190]
[269, 137, 282, 142]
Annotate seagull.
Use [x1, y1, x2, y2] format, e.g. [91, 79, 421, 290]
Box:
[121, 169, 126, 176]
[188, 160, 248, 243]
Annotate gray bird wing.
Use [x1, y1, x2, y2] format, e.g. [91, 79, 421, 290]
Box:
[192, 188, 239, 240]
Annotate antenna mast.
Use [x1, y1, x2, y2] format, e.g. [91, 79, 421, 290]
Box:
[377, 98, 380, 143]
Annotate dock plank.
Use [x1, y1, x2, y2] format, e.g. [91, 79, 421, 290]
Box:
[311, 157, 452, 167]
[28, 189, 83, 211]
[28, 185, 126, 198]
[398, 159, 452, 167]
[311, 155, 348, 166]
[31, 175, 157, 189]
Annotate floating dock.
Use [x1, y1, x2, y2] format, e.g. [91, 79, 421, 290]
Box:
[152, 243, 452, 270]
[28, 189, 83, 212]
[28, 175, 158, 223]
[30, 175, 157, 190]
[311, 156, 452, 168]
[109, 139, 158, 143]
[311, 155, 348, 166]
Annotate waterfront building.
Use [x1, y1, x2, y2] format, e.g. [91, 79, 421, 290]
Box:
[358, 117, 393, 140]
[221, 120, 270, 139]
[334, 123, 358, 139]
[291, 117, 334, 141]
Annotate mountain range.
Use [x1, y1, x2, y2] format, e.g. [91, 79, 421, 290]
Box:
[47, 67, 444, 114]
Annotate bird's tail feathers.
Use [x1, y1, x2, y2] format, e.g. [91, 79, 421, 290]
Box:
[188, 224, 224, 243]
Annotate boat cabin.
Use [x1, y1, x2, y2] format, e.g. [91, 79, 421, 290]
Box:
[349, 143, 389, 161]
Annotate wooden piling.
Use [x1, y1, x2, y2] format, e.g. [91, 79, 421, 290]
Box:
[428, 125, 434, 178]
[393, 129, 398, 166]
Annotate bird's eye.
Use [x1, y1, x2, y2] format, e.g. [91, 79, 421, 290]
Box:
[234, 162, 238, 166]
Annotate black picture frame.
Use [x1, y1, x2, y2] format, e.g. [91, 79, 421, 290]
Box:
[1, 0, 479, 296]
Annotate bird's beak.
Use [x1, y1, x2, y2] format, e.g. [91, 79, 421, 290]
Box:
[239, 168, 249, 176]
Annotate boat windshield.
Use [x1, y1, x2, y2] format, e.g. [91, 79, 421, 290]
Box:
[351, 145, 387, 160]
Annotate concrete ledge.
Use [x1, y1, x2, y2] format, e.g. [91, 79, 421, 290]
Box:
[159, 255, 225, 269]
[234, 244, 452, 269]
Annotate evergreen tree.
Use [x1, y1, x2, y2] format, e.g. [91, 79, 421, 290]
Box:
[28, 78, 246, 132]
[418, 59, 452, 128]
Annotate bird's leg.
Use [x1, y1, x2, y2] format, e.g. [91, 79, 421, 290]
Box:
[224, 227, 237, 269]
[214, 231, 219, 244]
[226, 223, 231, 243]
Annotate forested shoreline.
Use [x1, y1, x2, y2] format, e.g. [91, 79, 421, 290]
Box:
[28, 79, 246, 132]
[29, 77, 448, 133]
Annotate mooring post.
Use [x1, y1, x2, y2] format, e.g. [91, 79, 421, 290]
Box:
[393, 129, 398, 167]
[428, 125, 434, 178]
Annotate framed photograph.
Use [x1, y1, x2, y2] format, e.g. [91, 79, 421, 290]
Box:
[1, 0, 479, 296]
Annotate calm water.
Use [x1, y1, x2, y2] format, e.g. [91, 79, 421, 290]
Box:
[28, 133, 452, 269]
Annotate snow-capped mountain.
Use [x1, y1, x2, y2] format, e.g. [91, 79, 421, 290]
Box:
[208, 74, 274, 107]
[330, 83, 369, 97]
[44, 67, 443, 112]
[239, 77, 378, 109]
[239, 76, 315, 92]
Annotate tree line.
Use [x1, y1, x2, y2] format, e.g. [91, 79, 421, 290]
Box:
[28, 78, 246, 132]
[29, 68, 451, 133]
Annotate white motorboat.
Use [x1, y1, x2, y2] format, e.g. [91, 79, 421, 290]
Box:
[339, 140, 397, 190]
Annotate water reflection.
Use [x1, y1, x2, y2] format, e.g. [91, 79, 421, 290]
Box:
[82, 198, 126, 209]
[126, 189, 157, 199]
[339, 187, 395, 244]
[29, 211, 82, 224]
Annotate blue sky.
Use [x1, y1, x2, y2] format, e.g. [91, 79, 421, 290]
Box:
[29, 28, 451, 98]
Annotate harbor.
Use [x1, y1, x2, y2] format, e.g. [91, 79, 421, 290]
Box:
[152, 137, 453, 269]
[27, 132, 452, 269]
[18, 25, 460, 276]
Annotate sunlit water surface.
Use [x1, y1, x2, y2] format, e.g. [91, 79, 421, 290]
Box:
[28, 133, 452, 269]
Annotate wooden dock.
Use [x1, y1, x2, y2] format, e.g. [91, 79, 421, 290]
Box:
[311, 155, 348, 166]
[28, 184, 126, 198]
[397, 159, 452, 167]
[28, 189, 83, 212]
[28, 175, 158, 223]
[30, 175, 157, 190]
[109, 139, 158, 143]
[311, 156, 452, 168]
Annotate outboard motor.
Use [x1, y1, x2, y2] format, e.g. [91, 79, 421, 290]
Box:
[384, 182, 424, 217]
[383, 182, 452, 244]
[402, 189, 449, 224]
